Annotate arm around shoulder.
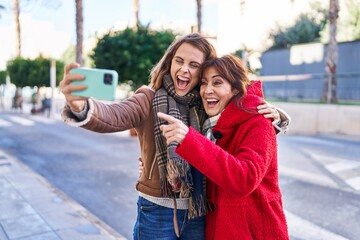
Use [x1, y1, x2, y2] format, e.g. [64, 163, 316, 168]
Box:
[275, 107, 291, 134]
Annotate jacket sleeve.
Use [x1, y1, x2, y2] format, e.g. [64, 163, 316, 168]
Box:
[176, 117, 276, 197]
[274, 107, 291, 134]
[61, 86, 154, 133]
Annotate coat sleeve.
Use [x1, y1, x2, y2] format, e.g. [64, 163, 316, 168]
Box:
[176, 117, 276, 197]
[274, 106, 291, 134]
[61, 86, 154, 133]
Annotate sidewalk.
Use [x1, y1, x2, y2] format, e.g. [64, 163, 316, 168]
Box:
[0, 149, 127, 240]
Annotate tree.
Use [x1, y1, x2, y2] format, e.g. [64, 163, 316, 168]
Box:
[91, 26, 175, 89]
[0, 71, 6, 85]
[75, 0, 83, 65]
[14, 0, 21, 57]
[7, 57, 64, 87]
[196, 0, 202, 33]
[7, 1, 61, 58]
[268, 10, 327, 49]
[344, 0, 360, 39]
[337, 0, 360, 41]
[0, 4, 5, 18]
[133, 0, 139, 30]
[322, 0, 339, 103]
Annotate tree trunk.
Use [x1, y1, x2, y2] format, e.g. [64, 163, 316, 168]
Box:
[0, 5, 5, 18]
[196, 0, 202, 33]
[14, 0, 21, 57]
[133, 0, 139, 31]
[322, 0, 339, 103]
[75, 0, 83, 66]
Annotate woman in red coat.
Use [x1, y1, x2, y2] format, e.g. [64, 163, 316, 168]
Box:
[158, 55, 289, 239]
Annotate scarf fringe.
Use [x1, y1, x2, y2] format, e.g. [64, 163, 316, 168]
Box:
[188, 194, 208, 219]
[166, 158, 192, 197]
[159, 166, 173, 197]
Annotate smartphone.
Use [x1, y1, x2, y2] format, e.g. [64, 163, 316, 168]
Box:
[70, 67, 118, 101]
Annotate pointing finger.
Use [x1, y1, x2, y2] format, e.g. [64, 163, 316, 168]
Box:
[157, 112, 178, 124]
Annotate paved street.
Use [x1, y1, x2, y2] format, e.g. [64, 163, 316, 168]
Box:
[0, 109, 359, 239]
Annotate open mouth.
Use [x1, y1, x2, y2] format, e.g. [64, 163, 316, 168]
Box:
[176, 76, 190, 90]
[206, 98, 219, 107]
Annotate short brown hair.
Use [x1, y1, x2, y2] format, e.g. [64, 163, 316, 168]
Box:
[149, 33, 217, 90]
[199, 54, 252, 99]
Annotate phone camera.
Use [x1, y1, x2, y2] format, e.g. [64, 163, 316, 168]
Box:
[104, 73, 113, 85]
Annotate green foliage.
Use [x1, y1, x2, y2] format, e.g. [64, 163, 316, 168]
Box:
[268, 5, 327, 50]
[6, 56, 64, 87]
[232, 49, 244, 59]
[60, 44, 94, 67]
[0, 70, 6, 84]
[346, 0, 360, 39]
[336, 0, 360, 41]
[90, 25, 176, 88]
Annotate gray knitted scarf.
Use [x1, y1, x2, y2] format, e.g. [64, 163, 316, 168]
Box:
[153, 74, 207, 218]
[202, 114, 221, 143]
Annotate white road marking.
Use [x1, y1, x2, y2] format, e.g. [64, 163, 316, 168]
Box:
[325, 160, 360, 172]
[308, 153, 360, 192]
[28, 115, 57, 124]
[285, 210, 349, 240]
[105, 130, 131, 138]
[0, 118, 12, 127]
[345, 176, 360, 191]
[8, 116, 34, 126]
[279, 166, 338, 189]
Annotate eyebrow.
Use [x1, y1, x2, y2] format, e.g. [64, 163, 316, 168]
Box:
[174, 56, 201, 65]
[202, 74, 221, 81]
[211, 74, 221, 79]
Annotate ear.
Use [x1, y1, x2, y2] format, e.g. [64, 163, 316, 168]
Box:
[232, 89, 239, 96]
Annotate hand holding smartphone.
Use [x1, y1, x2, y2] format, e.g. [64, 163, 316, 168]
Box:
[70, 68, 118, 101]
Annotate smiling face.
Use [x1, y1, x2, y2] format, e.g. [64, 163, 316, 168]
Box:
[200, 66, 237, 117]
[170, 43, 205, 96]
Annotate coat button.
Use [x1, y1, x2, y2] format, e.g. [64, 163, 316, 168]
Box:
[213, 131, 223, 139]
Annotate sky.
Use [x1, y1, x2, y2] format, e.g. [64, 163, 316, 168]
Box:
[0, 0, 331, 71]
[0, 0, 218, 70]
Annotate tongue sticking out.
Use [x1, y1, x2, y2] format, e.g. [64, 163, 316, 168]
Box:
[177, 79, 189, 89]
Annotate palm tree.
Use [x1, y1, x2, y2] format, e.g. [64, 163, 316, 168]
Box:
[196, 0, 202, 33]
[75, 0, 83, 65]
[133, 0, 139, 30]
[14, 0, 21, 57]
[0, 4, 5, 18]
[322, 0, 339, 103]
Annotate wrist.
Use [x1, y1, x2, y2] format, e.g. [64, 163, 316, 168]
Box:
[69, 102, 86, 113]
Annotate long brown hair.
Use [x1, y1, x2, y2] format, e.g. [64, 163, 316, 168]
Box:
[199, 54, 252, 100]
[149, 33, 217, 90]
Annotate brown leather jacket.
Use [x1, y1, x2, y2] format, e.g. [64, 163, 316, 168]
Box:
[62, 86, 163, 197]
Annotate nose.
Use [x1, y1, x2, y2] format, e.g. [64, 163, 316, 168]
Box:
[180, 64, 189, 73]
[205, 84, 214, 94]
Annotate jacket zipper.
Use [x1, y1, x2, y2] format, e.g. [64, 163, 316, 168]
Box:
[148, 158, 156, 179]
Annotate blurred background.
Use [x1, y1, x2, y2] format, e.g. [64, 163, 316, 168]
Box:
[0, 0, 359, 134]
[0, 1, 359, 239]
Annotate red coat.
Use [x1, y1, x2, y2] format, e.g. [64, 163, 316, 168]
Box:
[176, 81, 289, 240]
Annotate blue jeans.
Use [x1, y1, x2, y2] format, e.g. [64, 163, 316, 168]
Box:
[133, 196, 205, 240]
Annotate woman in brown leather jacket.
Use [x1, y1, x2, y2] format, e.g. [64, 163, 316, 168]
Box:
[59, 33, 289, 240]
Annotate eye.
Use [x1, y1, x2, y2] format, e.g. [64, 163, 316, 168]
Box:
[213, 80, 223, 86]
[190, 63, 200, 68]
[200, 79, 207, 85]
